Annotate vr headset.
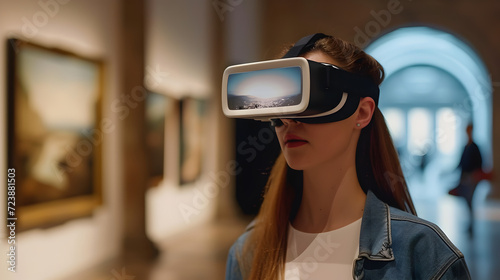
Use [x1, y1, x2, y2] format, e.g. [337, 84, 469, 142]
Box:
[221, 33, 380, 124]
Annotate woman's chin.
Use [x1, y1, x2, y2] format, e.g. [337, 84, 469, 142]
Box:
[284, 159, 309, 171]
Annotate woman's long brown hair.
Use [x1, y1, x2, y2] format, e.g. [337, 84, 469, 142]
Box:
[239, 36, 416, 280]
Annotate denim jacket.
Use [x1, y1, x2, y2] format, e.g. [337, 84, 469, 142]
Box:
[225, 191, 471, 279]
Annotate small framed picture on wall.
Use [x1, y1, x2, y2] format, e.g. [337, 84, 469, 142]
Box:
[178, 97, 208, 185]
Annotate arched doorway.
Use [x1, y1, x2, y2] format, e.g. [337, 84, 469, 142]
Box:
[365, 27, 492, 202]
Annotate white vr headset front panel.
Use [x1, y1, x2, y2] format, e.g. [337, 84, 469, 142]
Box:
[222, 57, 311, 119]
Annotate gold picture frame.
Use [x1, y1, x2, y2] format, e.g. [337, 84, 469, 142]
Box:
[6, 38, 103, 231]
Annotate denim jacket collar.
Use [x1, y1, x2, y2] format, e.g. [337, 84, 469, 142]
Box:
[352, 191, 395, 279]
[358, 191, 394, 261]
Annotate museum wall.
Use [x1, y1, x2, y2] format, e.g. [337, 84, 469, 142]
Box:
[0, 1, 237, 278]
[0, 1, 123, 279]
[144, 0, 223, 240]
[144, 0, 264, 240]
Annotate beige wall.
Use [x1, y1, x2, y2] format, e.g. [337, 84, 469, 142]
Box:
[145, 0, 221, 240]
[0, 0, 228, 278]
[145, 0, 264, 239]
[0, 0, 122, 280]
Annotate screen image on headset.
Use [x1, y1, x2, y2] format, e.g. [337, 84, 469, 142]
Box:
[226, 66, 302, 110]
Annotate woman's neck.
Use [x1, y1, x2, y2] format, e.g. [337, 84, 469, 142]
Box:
[291, 161, 366, 233]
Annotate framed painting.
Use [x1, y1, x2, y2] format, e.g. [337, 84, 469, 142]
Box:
[6, 38, 103, 231]
[145, 91, 174, 187]
[179, 97, 207, 185]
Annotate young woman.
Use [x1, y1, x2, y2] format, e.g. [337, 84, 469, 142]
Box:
[225, 34, 471, 279]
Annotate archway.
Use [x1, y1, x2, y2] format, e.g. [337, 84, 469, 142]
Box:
[365, 27, 492, 200]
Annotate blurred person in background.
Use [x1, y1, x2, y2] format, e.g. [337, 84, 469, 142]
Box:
[449, 123, 483, 236]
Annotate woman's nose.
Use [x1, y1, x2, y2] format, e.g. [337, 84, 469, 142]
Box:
[280, 118, 300, 126]
[271, 118, 301, 127]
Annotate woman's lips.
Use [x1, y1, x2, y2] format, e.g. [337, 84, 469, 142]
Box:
[284, 134, 308, 148]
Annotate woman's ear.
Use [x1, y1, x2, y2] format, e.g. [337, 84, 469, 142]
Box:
[356, 97, 376, 129]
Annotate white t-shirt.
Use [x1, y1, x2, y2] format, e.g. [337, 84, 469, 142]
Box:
[284, 218, 362, 280]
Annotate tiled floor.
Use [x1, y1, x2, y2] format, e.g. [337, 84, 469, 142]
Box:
[408, 179, 500, 280]
[70, 182, 500, 280]
[66, 218, 251, 280]
[149, 218, 252, 280]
